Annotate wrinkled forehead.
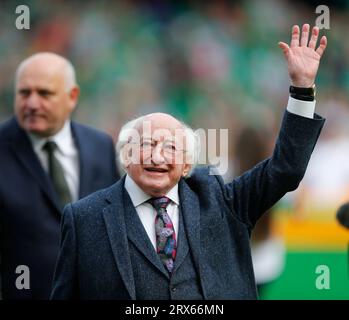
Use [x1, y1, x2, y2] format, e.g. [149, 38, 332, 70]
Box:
[135, 115, 186, 142]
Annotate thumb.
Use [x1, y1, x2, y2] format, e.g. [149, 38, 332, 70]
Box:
[278, 41, 290, 57]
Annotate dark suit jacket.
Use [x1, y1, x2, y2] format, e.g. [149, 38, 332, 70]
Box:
[51, 110, 325, 300]
[0, 117, 119, 299]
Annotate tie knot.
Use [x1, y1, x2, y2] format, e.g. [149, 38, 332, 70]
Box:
[42, 140, 57, 154]
[148, 196, 171, 211]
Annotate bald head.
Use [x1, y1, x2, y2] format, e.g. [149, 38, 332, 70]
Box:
[14, 52, 80, 137]
[15, 52, 77, 92]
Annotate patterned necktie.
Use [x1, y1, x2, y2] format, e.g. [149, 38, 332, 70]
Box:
[148, 196, 177, 273]
[42, 141, 72, 208]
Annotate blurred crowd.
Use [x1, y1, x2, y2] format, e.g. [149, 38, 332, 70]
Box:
[2, 0, 349, 213]
[0, 2, 348, 199]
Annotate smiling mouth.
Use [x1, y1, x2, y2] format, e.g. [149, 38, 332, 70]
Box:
[144, 168, 168, 173]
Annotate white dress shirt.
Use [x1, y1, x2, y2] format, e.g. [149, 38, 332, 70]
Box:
[287, 96, 316, 119]
[125, 174, 180, 250]
[28, 120, 80, 202]
[124, 96, 315, 249]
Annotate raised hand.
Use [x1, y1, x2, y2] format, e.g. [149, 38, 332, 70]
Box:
[279, 24, 327, 87]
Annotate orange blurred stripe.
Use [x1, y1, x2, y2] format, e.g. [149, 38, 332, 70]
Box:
[273, 217, 349, 250]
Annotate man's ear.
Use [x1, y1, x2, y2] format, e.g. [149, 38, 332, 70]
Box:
[124, 159, 130, 169]
[182, 164, 192, 177]
[69, 86, 80, 110]
[122, 146, 131, 168]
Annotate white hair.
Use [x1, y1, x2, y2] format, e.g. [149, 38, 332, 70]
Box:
[116, 114, 200, 176]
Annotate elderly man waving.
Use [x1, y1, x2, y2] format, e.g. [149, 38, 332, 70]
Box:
[51, 24, 327, 300]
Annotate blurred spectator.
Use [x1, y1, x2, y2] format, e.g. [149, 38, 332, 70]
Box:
[0, 53, 118, 299]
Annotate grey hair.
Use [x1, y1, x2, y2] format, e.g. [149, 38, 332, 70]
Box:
[15, 52, 77, 92]
[62, 59, 77, 91]
[116, 114, 200, 176]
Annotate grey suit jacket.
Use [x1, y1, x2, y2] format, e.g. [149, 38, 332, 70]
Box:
[50, 110, 325, 299]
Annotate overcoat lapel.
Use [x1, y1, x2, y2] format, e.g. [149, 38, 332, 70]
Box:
[179, 179, 207, 299]
[102, 179, 136, 299]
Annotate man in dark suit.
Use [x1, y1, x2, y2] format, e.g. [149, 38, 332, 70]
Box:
[0, 52, 119, 299]
[51, 24, 327, 299]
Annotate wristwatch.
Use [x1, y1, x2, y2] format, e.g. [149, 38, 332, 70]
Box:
[289, 84, 316, 101]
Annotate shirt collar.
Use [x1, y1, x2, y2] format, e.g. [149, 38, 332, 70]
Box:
[125, 174, 179, 207]
[28, 120, 75, 155]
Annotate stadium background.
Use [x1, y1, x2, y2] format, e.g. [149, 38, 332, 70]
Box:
[0, 0, 348, 299]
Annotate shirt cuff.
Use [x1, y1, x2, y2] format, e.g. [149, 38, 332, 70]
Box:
[286, 96, 316, 119]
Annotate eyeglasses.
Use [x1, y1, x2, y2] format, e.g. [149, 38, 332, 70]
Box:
[132, 140, 186, 157]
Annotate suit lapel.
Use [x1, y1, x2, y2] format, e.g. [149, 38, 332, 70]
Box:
[102, 176, 207, 297]
[179, 179, 207, 299]
[8, 119, 61, 213]
[102, 179, 136, 299]
[123, 189, 170, 279]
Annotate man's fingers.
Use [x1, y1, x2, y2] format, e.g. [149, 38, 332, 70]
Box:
[308, 26, 319, 49]
[300, 24, 310, 46]
[290, 25, 300, 48]
[316, 36, 327, 57]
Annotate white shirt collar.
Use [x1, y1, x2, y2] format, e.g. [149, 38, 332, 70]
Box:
[125, 174, 179, 207]
[28, 120, 75, 155]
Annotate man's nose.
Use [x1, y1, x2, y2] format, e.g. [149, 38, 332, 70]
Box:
[151, 144, 166, 165]
[26, 93, 41, 110]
